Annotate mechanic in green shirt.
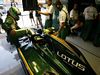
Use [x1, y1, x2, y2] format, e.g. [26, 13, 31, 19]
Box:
[2, 6, 34, 47]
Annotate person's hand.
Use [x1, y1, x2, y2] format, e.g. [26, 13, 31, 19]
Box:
[53, 31, 59, 36]
[10, 29, 16, 36]
[37, 11, 41, 14]
[38, 3, 43, 7]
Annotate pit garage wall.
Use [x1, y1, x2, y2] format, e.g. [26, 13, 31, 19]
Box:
[3, 0, 100, 12]
[95, 0, 100, 12]
[60, 0, 100, 13]
[64, 0, 100, 12]
[3, 0, 22, 4]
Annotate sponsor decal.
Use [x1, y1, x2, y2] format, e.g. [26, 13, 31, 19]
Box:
[57, 51, 86, 71]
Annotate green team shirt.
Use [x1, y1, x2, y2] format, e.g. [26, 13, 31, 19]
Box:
[2, 15, 16, 32]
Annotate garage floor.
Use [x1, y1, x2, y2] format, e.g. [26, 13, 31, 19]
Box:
[66, 36, 100, 75]
[0, 33, 25, 75]
[0, 11, 100, 75]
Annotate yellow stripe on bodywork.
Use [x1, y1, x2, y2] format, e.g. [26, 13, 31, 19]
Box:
[18, 48, 34, 75]
[50, 34, 78, 56]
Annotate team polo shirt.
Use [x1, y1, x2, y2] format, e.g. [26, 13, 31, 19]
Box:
[59, 5, 69, 25]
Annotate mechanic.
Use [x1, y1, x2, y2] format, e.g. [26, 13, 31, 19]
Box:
[54, 0, 70, 40]
[38, 0, 54, 29]
[2, 6, 34, 47]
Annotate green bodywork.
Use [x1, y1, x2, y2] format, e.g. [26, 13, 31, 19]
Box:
[18, 35, 73, 75]
[17, 33, 96, 75]
[21, 47, 59, 75]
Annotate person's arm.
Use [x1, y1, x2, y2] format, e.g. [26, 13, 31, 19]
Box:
[57, 10, 67, 34]
[38, 5, 54, 16]
[38, 11, 51, 15]
[57, 22, 65, 33]
[94, 7, 98, 19]
[54, 21, 65, 36]
[70, 10, 74, 19]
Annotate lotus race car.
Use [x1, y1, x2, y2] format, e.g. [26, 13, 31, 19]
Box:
[14, 28, 96, 75]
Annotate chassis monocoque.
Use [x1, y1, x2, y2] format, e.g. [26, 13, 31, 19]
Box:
[14, 28, 96, 75]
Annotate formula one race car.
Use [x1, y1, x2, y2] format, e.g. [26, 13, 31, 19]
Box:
[16, 28, 96, 75]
